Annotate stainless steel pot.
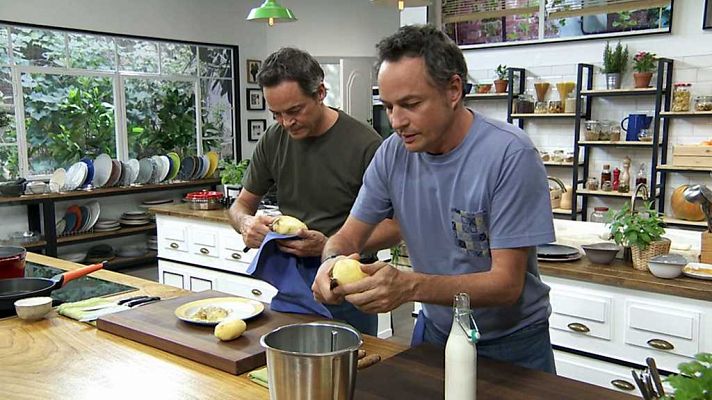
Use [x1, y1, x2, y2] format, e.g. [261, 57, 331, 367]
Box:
[260, 321, 362, 400]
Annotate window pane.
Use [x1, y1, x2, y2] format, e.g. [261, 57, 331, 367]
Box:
[200, 78, 232, 116]
[0, 144, 18, 180]
[322, 64, 342, 109]
[161, 43, 197, 75]
[200, 79, 233, 145]
[1, 67, 13, 105]
[199, 47, 231, 78]
[0, 108, 16, 144]
[117, 38, 158, 73]
[125, 78, 196, 159]
[22, 73, 116, 174]
[0, 26, 9, 65]
[11, 27, 66, 67]
[202, 139, 233, 161]
[68, 33, 115, 71]
[505, 13, 539, 42]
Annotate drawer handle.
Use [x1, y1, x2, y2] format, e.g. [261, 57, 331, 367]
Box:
[231, 252, 242, 260]
[610, 379, 635, 391]
[251, 289, 262, 296]
[200, 247, 210, 255]
[647, 338, 674, 351]
[170, 242, 179, 249]
[567, 322, 590, 333]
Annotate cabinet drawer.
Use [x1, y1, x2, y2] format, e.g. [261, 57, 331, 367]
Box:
[220, 227, 257, 265]
[554, 350, 641, 396]
[215, 273, 277, 303]
[190, 276, 214, 292]
[189, 229, 219, 258]
[161, 271, 185, 289]
[625, 301, 700, 358]
[550, 289, 613, 341]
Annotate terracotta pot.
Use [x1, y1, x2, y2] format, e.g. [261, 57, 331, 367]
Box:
[494, 79, 509, 93]
[633, 72, 653, 88]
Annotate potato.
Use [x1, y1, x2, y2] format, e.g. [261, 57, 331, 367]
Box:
[271, 215, 307, 235]
[214, 318, 247, 341]
[332, 259, 368, 285]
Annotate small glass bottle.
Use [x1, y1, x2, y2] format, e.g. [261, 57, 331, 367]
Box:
[601, 164, 612, 185]
[445, 293, 479, 400]
[635, 163, 647, 186]
[672, 83, 692, 112]
[590, 207, 609, 223]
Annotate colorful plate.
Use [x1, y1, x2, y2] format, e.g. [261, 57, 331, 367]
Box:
[174, 297, 264, 326]
[206, 151, 219, 178]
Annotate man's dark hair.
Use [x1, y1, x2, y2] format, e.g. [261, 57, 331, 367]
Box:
[257, 47, 324, 97]
[376, 24, 467, 91]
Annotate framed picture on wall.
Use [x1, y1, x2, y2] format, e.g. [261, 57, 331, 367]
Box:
[705, 0, 712, 29]
[246, 88, 265, 110]
[247, 59, 262, 83]
[248, 119, 267, 142]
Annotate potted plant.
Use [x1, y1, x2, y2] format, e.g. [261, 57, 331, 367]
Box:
[606, 201, 669, 271]
[662, 352, 712, 400]
[632, 51, 657, 88]
[219, 158, 250, 199]
[493, 64, 509, 93]
[602, 41, 629, 89]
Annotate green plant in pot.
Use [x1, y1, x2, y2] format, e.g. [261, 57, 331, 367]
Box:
[219, 158, 250, 198]
[494, 64, 509, 93]
[607, 201, 669, 271]
[602, 41, 629, 90]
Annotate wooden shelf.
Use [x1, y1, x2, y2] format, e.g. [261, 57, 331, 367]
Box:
[57, 224, 156, 245]
[581, 88, 657, 97]
[577, 188, 655, 198]
[578, 141, 655, 146]
[552, 208, 581, 215]
[465, 93, 508, 100]
[543, 161, 582, 167]
[662, 217, 707, 228]
[511, 113, 576, 118]
[657, 164, 712, 173]
[660, 111, 712, 118]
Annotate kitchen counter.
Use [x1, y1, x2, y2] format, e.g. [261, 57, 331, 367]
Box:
[0, 253, 405, 400]
[150, 202, 231, 223]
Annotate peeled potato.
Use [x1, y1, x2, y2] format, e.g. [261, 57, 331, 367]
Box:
[332, 259, 368, 285]
[214, 318, 247, 341]
[271, 215, 307, 234]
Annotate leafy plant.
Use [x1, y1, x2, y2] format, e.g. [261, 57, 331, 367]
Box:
[602, 41, 629, 74]
[495, 64, 508, 80]
[633, 51, 658, 73]
[662, 353, 712, 400]
[606, 201, 665, 250]
[219, 158, 250, 186]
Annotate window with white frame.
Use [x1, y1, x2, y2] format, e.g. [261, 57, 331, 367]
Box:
[0, 23, 237, 180]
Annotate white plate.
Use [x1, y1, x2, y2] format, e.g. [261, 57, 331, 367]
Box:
[85, 201, 101, 231]
[55, 218, 67, 233]
[93, 153, 113, 188]
[149, 156, 163, 184]
[137, 158, 153, 184]
[64, 162, 88, 191]
[682, 263, 712, 280]
[174, 297, 264, 326]
[538, 252, 583, 262]
[50, 168, 66, 192]
[159, 155, 171, 182]
[128, 159, 140, 184]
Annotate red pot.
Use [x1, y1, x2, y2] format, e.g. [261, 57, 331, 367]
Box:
[0, 246, 27, 280]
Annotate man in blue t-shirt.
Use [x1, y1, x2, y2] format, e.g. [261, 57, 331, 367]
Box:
[312, 25, 557, 373]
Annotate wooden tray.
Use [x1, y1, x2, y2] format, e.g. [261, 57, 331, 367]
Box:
[96, 290, 319, 375]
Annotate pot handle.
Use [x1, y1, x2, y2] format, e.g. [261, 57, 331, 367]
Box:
[60, 262, 105, 285]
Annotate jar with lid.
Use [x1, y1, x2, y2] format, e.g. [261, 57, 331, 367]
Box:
[590, 207, 609, 223]
[672, 83, 691, 112]
[601, 164, 612, 185]
[585, 177, 599, 190]
[534, 101, 548, 114]
[598, 121, 612, 141]
[584, 120, 600, 141]
[694, 95, 712, 112]
[547, 100, 563, 114]
[551, 150, 565, 163]
[514, 93, 535, 114]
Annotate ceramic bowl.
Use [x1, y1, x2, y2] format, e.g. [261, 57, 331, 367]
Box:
[581, 242, 620, 265]
[648, 254, 687, 279]
[14, 296, 53, 321]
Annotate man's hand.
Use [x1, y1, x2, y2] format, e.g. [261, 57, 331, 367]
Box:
[240, 214, 276, 249]
[334, 261, 412, 314]
[312, 254, 356, 305]
[276, 229, 327, 258]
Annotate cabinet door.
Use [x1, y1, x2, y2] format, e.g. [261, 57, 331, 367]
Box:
[157, 219, 188, 255]
[625, 300, 701, 359]
[158, 260, 186, 289]
[189, 228, 219, 259]
[220, 226, 257, 267]
[213, 272, 278, 303]
[550, 289, 613, 341]
[554, 350, 641, 396]
[189, 276, 215, 292]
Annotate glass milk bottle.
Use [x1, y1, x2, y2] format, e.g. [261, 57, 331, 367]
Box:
[445, 293, 480, 400]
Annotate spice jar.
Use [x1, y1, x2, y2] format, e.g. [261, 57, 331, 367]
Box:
[534, 101, 548, 114]
[548, 100, 563, 114]
[601, 180, 613, 192]
[585, 177, 599, 191]
[672, 83, 691, 112]
[590, 207, 609, 223]
[694, 95, 712, 112]
[584, 120, 600, 141]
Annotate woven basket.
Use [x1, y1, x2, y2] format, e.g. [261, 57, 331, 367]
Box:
[631, 238, 671, 271]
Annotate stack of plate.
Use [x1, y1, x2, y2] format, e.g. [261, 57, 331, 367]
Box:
[94, 219, 121, 232]
[147, 235, 158, 251]
[117, 246, 148, 258]
[119, 211, 151, 226]
[86, 243, 115, 264]
[536, 244, 582, 262]
[56, 201, 101, 235]
[141, 198, 173, 207]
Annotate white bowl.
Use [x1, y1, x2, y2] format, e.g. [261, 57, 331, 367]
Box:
[648, 254, 687, 279]
[14, 296, 53, 320]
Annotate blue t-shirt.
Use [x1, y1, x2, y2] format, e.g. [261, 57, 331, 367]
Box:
[351, 110, 555, 342]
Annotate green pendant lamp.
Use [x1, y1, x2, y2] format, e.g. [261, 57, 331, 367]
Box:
[246, 0, 297, 27]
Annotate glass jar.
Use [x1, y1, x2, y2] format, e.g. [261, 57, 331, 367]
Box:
[584, 120, 600, 141]
[608, 123, 621, 141]
[637, 128, 653, 142]
[601, 180, 613, 192]
[672, 83, 692, 112]
[694, 95, 712, 112]
[598, 121, 612, 141]
[547, 100, 563, 114]
[601, 164, 612, 185]
[514, 94, 535, 113]
[585, 177, 599, 191]
[590, 207, 609, 223]
[551, 150, 565, 163]
[534, 101, 548, 114]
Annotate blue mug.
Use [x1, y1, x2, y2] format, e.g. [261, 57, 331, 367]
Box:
[621, 114, 653, 141]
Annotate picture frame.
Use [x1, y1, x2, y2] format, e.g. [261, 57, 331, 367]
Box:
[705, 0, 712, 30]
[248, 119, 267, 142]
[246, 59, 262, 84]
[246, 88, 265, 111]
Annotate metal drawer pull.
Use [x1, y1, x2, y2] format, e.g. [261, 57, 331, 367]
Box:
[610, 379, 635, 391]
[567, 322, 590, 333]
[170, 242, 179, 249]
[231, 253, 242, 260]
[251, 289, 262, 296]
[200, 248, 210, 255]
[647, 338, 674, 350]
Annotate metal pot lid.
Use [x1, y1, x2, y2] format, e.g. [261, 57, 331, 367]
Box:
[0, 246, 26, 259]
[185, 190, 223, 200]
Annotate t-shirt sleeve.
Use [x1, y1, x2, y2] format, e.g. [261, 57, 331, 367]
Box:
[350, 143, 393, 225]
[488, 147, 555, 249]
[241, 126, 276, 196]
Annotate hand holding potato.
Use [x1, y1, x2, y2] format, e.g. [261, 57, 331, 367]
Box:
[240, 215, 276, 249]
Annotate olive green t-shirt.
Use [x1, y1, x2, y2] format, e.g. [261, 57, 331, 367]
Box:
[243, 109, 382, 236]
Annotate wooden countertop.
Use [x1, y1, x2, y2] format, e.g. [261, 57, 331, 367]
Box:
[0, 253, 405, 400]
[150, 202, 231, 223]
[540, 259, 712, 302]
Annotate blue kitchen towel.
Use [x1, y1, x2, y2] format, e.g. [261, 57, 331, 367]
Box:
[246, 231, 333, 318]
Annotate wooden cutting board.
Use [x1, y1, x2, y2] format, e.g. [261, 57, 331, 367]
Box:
[96, 290, 319, 375]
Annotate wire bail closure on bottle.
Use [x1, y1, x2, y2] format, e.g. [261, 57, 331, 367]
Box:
[456, 310, 480, 344]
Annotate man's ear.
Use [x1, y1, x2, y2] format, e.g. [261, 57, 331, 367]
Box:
[446, 75, 464, 108]
[316, 83, 327, 103]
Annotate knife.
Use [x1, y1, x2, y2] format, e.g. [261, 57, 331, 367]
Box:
[646, 357, 666, 397]
[79, 296, 161, 322]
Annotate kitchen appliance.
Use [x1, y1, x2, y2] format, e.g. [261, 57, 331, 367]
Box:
[184, 190, 224, 210]
[261, 321, 362, 400]
[0, 246, 27, 279]
[621, 114, 653, 141]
